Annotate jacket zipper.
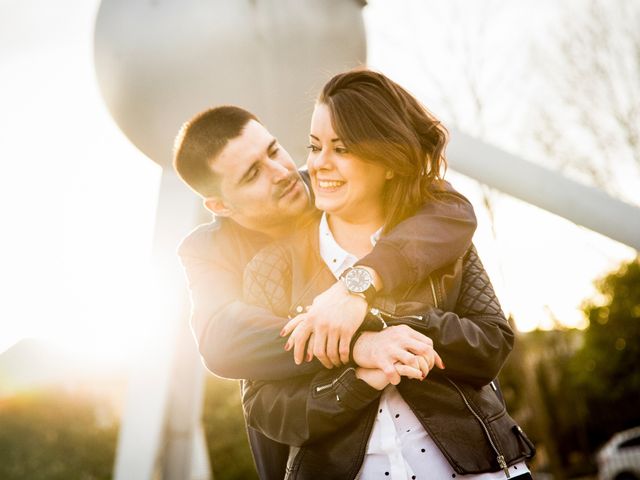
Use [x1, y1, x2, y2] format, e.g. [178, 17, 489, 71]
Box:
[432, 273, 509, 477]
[429, 275, 439, 309]
[446, 377, 510, 478]
[314, 367, 355, 395]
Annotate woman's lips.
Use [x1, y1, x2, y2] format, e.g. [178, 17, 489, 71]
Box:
[316, 179, 345, 191]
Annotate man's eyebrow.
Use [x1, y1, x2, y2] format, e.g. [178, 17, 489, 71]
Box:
[309, 134, 342, 143]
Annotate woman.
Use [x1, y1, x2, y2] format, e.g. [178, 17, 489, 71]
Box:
[242, 70, 535, 479]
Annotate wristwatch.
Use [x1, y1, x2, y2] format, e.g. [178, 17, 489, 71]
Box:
[340, 266, 377, 304]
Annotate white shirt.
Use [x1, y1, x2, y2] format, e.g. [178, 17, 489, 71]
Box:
[317, 213, 529, 480]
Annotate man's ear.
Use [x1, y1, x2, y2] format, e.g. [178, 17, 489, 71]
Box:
[204, 196, 232, 217]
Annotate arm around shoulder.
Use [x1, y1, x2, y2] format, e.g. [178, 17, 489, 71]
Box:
[357, 181, 477, 293]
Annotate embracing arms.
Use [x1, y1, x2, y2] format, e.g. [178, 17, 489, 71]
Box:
[241, 246, 514, 446]
[179, 183, 476, 380]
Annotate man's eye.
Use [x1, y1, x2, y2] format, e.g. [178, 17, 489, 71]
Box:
[268, 147, 280, 157]
[246, 167, 260, 182]
[306, 144, 321, 153]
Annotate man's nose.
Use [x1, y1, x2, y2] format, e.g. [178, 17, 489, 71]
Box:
[269, 159, 290, 183]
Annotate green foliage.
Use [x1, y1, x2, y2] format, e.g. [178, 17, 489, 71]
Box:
[568, 257, 640, 445]
[0, 388, 118, 480]
[202, 376, 258, 480]
[499, 256, 640, 478]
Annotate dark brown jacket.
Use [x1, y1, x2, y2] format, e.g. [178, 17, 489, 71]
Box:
[242, 217, 535, 479]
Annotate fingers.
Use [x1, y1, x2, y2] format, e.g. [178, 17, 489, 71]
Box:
[313, 330, 333, 369]
[434, 352, 445, 370]
[338, 333, 352, 365]
[326, 329, 341, 368]
[380, 358, 400, 385]
[305, 333, 315, 363]
[281, 313, 307, 338]
[416, 355, 430, 379]
[289, 321, 313, 365]
[394, 364, 423, 382]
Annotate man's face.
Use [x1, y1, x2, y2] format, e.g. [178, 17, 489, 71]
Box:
[206, 120, 309, 237]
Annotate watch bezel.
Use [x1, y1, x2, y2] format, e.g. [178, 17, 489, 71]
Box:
[341, 267, 376, 302]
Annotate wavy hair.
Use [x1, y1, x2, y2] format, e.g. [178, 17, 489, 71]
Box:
[318, 69, 448, 232]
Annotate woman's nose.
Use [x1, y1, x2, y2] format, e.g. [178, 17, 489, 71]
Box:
[309, 148, 331, 172]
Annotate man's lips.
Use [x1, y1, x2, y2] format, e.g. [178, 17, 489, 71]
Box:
[278, 178, 299, 199]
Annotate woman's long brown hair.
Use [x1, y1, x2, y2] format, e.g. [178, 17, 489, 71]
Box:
[318, 69, 448, 232]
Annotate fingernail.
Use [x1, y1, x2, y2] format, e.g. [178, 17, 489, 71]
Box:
[284, 343, 291, 351]
[280, 329, 286, 337]
[306, 353, 313, 362]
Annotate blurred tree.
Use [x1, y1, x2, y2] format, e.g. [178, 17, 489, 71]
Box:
[202, 376, 258, 480]
[0, 388, 118, 480]
[531, 0, 640, 203]
[500, 257, 640, 478]
[568, 257, 640, 446]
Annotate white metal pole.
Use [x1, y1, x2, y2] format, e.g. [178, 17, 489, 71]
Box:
[448, 129, 640, 251]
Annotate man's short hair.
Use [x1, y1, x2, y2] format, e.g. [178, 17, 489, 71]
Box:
[173, 105, 259, 198]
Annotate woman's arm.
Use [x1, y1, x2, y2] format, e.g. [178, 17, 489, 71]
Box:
[382, 246, 514, 386]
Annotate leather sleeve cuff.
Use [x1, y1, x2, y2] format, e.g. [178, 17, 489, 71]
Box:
[333, 368, 381, 411]
[356, 242, 415, 294]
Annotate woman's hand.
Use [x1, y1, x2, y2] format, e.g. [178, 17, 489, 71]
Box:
[351, 326, 445, 383]
[281, 280, 368, 368]
[355, 361, 426, 390]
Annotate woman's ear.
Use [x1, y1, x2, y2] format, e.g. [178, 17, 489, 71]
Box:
[385, 170, 395, 179]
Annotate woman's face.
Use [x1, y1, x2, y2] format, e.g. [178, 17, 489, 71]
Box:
[306, 103, 389, 222]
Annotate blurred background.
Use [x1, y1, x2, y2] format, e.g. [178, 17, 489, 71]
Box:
[1, 0, 639, 479]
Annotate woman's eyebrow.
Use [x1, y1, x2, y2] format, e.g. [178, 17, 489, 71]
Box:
[309, 134, 342, 143]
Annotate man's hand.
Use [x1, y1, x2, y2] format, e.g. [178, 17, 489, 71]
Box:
[281, 280, 368, 368]
[352, 325, 445, 383]
[355, 362, 425, 390]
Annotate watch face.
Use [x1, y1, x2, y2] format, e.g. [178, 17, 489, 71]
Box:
[344, 268, 372, 293]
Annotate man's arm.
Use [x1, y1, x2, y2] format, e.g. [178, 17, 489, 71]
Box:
[181, 181, 476, 380]
[357, 180, 477, 293]
[179, 223, 320, 380]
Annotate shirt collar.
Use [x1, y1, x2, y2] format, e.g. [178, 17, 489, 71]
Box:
[318, 212, 382, 279]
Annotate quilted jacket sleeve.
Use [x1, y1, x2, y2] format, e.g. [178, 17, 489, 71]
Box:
[383, 246, 514, 387]
[243, 243, 292, 317]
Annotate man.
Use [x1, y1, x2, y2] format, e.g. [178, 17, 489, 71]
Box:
[173, 105, 504, 478]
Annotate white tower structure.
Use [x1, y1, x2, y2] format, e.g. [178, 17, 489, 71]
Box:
[94, 1, 367, 479]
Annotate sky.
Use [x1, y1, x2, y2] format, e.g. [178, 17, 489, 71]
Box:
[0, 0, 637, 365]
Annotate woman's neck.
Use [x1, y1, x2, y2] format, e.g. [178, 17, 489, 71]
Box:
[327, 212, 384, 259]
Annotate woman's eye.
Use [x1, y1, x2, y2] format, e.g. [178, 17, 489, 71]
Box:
[268, 147, 279, 157]
[306, 144, 321, 153]
[335, 146, 349, 154]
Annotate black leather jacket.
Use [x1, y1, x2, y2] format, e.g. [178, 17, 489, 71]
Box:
[242, 218, 535, 479]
